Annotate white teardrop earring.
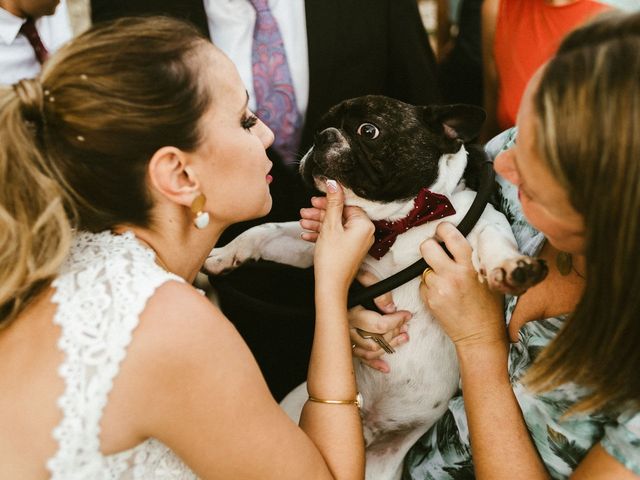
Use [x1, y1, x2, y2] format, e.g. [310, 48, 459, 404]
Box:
[191, 193, 210, 229]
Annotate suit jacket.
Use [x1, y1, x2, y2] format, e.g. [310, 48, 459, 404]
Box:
[91, 0, 440, 400]
[91, 1, 439, 149]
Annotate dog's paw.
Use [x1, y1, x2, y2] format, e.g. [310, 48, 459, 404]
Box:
[203, 241, 258, 275]
[482, 257, 548, 295]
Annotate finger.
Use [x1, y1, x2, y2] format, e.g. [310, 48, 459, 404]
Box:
[299, 219, 322, 232]
[419, 238, 453, 271]
[322, 179, 345, 227]
[419, 280, 430, 302]
[362, 358, 391, 374]
[342, 205, 369, 224]
[349, 324, 381, 351]
[349, 309, 411, 334]
[300, 207, 325, 223]
[353, 330, 409, 365]
[373, 291, 396, 313]
[300, 231, 319, 242]
[352, 337, 381, 352]
[353, 344, 385, 360]
[389, 331, 409, 348]
[310, 196, 328, 209]
[356, 270, 380, 287]
[435, 222, 473, 265]
[379, 321, 408, 342]
[421, 267, 437, 290]
[355, 270, 396, 313]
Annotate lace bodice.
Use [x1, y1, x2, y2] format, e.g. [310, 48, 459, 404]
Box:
[46, 231, 198, 479]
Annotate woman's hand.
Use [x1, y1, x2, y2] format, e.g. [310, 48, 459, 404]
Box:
[348, 270, 412, 373]
[308, 180, 375, 290]
[419, 222, 507, 351]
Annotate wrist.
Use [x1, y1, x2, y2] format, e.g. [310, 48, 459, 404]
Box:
[456, 338, 510, 379]
[315, 275, 352, 297]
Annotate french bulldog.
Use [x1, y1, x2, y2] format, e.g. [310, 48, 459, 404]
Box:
[204, 95, 547, 480]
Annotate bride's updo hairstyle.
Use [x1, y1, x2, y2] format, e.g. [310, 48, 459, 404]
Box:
[0, 17, 212, 326]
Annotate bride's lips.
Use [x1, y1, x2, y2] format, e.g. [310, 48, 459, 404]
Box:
[266, 173, 273, 184]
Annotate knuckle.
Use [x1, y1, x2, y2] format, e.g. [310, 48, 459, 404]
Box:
[326, 198, 343, 208]
[419, 238, 438, 256]
[374, 318, 390, 333]
[362, 350, 379, 360]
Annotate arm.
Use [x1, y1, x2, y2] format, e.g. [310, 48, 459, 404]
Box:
[299, 180, 372, 478]
[480, 0, 500, 143]
[127, 282, 344, 480]
[572, 445, 640, 479]
[420, 222, 549, 479]
[420, 222, 640, 479]
[454, 343, 550, 479]
[123, 182, 369, 479]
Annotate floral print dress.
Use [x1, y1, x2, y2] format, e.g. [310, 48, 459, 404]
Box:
[402, 129, 640, 479]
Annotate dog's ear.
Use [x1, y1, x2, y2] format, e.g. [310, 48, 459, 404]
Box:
[421, 104, 486, 142]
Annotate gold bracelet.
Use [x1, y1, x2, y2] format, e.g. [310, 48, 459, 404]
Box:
[307, 392, 363, 409]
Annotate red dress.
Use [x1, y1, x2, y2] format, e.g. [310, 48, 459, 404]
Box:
[494, 0, 611, 130]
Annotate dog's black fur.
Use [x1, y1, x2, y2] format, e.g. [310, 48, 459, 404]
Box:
[303, 95, 488, 201]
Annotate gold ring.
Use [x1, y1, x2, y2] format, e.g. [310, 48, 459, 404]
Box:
[421, 267, 434, 284]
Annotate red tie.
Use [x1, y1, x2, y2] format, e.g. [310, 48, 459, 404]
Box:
[20, 17, 49, 65]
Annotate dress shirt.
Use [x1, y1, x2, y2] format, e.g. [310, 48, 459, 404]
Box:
[0, 0, 73, 85]
[204, 0, 309, 117]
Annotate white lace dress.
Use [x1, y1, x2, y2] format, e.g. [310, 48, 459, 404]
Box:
[46, 231, 199, 479]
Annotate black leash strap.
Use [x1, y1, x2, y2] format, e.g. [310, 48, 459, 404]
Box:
[347, 159, 495, 310]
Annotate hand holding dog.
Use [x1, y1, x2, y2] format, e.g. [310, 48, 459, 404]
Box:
[419, 222, 507, 352]
[309, 180, 375, 290]
[348, 270, 412, 373]
[302, 195, 411, 369]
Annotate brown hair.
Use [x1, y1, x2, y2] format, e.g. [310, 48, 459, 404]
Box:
[0, 16, 212, 327]
[527, 11, 640, 412]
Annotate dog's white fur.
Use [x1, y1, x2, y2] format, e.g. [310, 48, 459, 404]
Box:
[205, 146, 528, 480]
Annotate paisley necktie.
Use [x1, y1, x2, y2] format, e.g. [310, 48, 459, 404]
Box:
[249, 0, 302, 165]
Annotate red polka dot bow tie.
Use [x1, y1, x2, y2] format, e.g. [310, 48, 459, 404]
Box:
[369, 188, 456, 260]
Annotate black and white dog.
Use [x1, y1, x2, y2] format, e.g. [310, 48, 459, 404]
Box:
[204, 96, 546, 479]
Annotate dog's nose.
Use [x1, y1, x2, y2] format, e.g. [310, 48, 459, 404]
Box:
[314, 127, 341, 147]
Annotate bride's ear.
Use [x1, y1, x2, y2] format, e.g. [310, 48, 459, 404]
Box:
[147, 147, 200, 207]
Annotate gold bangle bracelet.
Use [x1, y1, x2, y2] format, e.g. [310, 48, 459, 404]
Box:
[307, 392, 363, 409]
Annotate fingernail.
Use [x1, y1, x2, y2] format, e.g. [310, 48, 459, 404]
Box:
[400, 324, 409, 334]
[326, 179, 338, 192]
[377, 365, 390, 373]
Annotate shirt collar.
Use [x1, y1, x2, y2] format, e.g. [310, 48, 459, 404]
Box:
[0, 7, 27, 46]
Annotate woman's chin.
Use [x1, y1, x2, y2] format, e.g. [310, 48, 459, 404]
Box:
[260, 197, 273, 217]
[246, 198, 273, 222]
[545, 236, 585, 256]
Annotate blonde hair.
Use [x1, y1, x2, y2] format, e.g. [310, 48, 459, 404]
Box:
[0, 16, 212, 327]
[0, 79, 72, 326]
[527, 11, 640, 412]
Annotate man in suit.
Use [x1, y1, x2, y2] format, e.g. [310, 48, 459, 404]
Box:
[91, 0, 441, 400]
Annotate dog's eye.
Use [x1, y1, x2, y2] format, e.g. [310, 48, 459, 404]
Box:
[357, 123, 380, 139]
